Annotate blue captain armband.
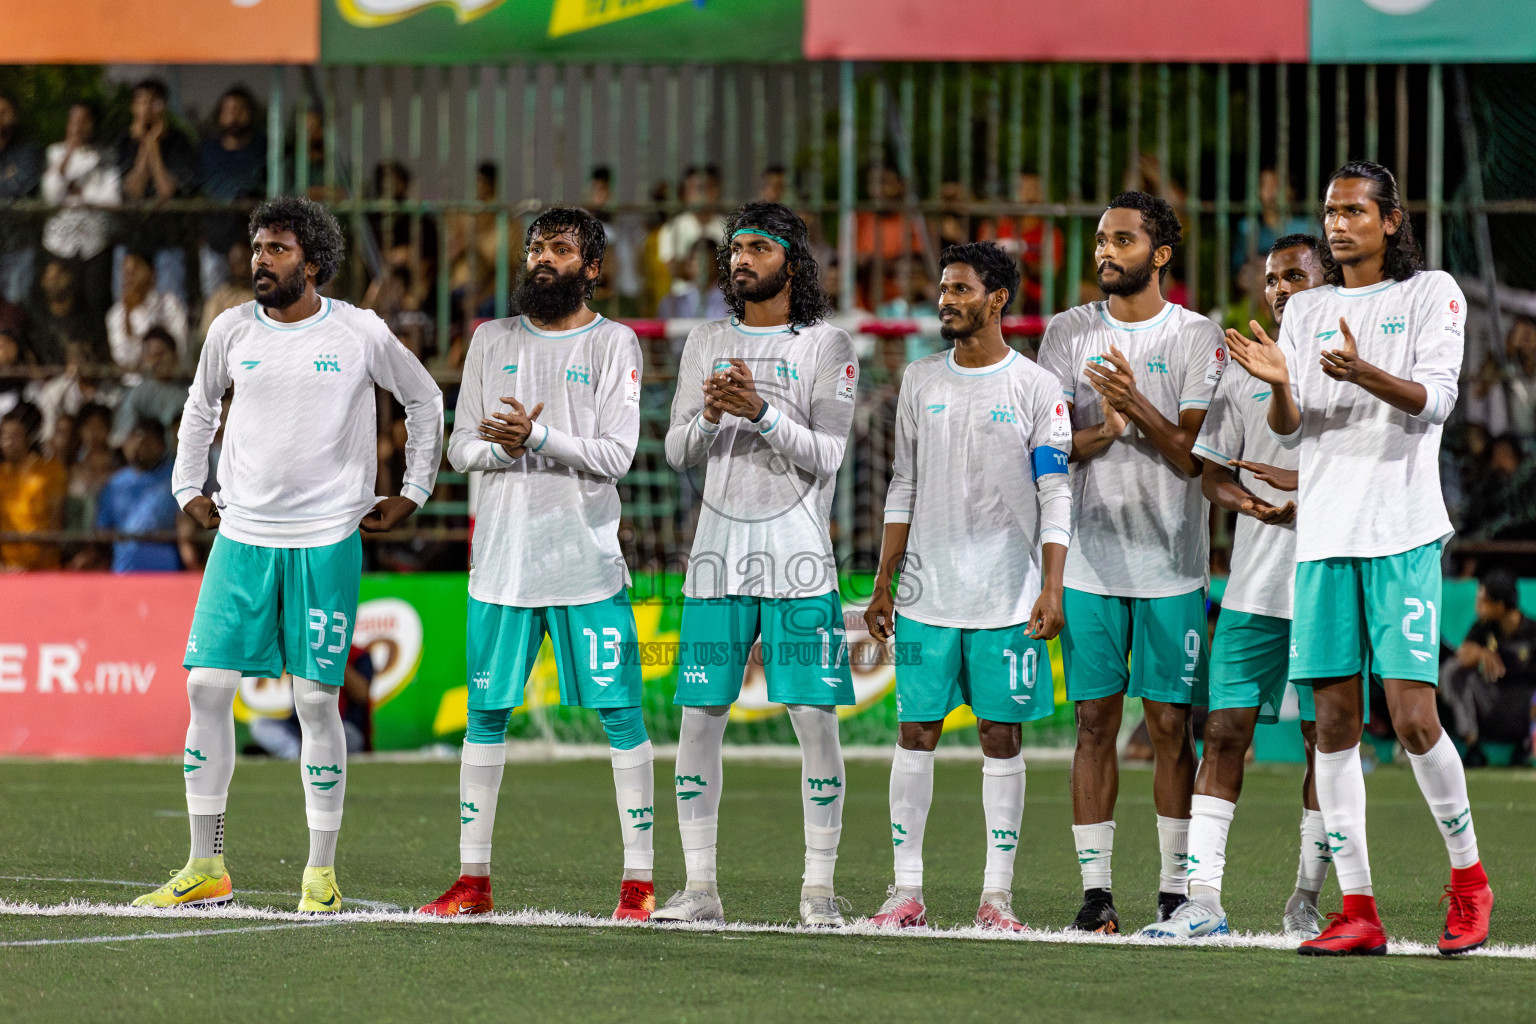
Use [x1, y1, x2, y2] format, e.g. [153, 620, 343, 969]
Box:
[1031, 445, 1069, 481]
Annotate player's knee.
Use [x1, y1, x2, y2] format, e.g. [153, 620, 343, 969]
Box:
[1201, 717, 1245, 764]
[465, 707, 512, 745]
[292, 678, 340, 725]
[186, 668, 239, 713]
[1395, 715, 1441, 756]
[977, 719, 1022, 759]
[1141, 703, 1191, 747]
[599, 706, 648, 751]
[897, 721, 942, 751]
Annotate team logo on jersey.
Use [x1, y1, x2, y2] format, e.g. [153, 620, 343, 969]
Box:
[1252, 390, 1272, 401]
[989, 403, 1018, 424]
[926, 404, 947, 414]
[836, 361, 856, 400]
[1146, 355, 1168, 374]
[1381, 315, 1406, 335]
[501, 363, 518, 374]
[775, 360, 800, 381]
[566, 364, 592, 385]
[240, 360, 261, 370]
[471, 670, 491, 689]
[313, 354, 341, 372]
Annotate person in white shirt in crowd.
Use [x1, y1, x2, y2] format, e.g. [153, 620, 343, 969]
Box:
[41, 101, 120, 321]
[107, 249, 188, 372]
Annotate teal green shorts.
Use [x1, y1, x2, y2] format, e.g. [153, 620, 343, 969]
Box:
[1290, 541, 1443, 686]
[1209, 609, 1315, 724]
[893, 616, 1055, 724]
[674, 592, 855, 707]
[184, 532, 362, 687]
[1061, 587, 1208, 704]
[467, 589, 642, 711]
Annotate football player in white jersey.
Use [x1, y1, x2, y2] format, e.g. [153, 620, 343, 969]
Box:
[1142, 234, 1332, 941]
[864, 242, 1071, 932]
[657, 202, 858, 927]
[134, 197, 444, 912]
[1036, 191, 1227, 934]
[1230, 162, 1493, 956]
[420, 208, 654, 921]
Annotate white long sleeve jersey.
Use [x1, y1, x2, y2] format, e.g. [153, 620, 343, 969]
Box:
[665, 319, 858, 599]
[1192, 358, 1298, 619]
[1274, 270, 1464, 562]
[172, 298, 444, 548]
[1036, 301, 1228, 598]
[449, 314, 642, 607]
[883, 349, 1073, 629]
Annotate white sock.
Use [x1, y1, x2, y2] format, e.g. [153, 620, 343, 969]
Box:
[294, 678, 347, 856]
[1156, 815, 1190, 895]
[889, 746, 934, 892]
[1186, 795, 1236, 902]
[1315, 745, 1372, 894]
[611, 741, 656, 880]
[675, 705, 729, 890]
[981, 754, 1025, 894]
[788, 704, 844, 896]
[1072, 821, 1115, 891]
[183, 668, 240, 820]
[1296, 809, 1330, 894]
[1407, 731, 1481, 869]
[308, 829, 338, 868]
[189, 813, 224, 862]
[460, 741, 506, 872]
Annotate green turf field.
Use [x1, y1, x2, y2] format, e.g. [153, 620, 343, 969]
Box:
[2, 756, 1534, 1023]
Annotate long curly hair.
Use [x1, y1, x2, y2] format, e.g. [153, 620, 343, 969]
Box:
[1323, 161, 1423, 285]
[715, 202, 832, 332]
[1106, 190, 1183, 281]
[248, 196, 345, 287]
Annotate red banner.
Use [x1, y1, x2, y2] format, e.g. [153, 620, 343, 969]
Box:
[803, 0, 1308, 62]
[0, 574, 199, 757]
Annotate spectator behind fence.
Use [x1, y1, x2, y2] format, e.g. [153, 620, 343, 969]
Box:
[197, 86, 267, 296]
[28, 338, 122, 441]
[199, 240, 253, 346]
[68, 401, 120, 523]
[588, 165, 644, 310]
[657, 164, 725, 266]
[0, 92, 43, 306]
[0, 329, 25, 416]
[115, 78, 195, 304]
[0, 401, 67, 570]
[108, 249, 189, 371]
[28, 257, 106, 366]
[1465, 434, 1534, 541]
[41, 101, 120, 322]
[656, 238, 729, 323]
[111, 327, 187, 447]
[1442, 570, 1536, 767]
[94, 416, 182, 572]
[1503, 315, 1536, 440]
[979, 171, 1065, 314]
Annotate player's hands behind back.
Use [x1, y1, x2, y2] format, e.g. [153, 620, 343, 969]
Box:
[361, 495, 418, 534]
[184, 496, 221, 530]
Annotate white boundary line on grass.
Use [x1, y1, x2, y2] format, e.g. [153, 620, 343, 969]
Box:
[0, 922, 336, 948]
[2, 898, 1532, 960]
[0, 876, 402, 912]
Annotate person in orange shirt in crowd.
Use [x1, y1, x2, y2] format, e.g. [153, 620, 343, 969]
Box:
[856, 165, 926, 308]
[0, 401, 68, 570]
[979, 172, 1064, 314]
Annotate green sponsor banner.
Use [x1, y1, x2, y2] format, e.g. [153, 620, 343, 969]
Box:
[345, 572, 1077, 751]
[321, 0, 804, 65]
[1312, 0, 1536, 62]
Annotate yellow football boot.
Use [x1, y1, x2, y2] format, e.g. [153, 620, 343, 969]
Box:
[297, 866, 343, 913]
[131, 859, 233, 908]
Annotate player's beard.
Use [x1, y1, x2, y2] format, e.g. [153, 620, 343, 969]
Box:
[1097, 251, 1156, 297]
[513, 263, 589, 323]
[253, 263, 306, 309]
[938, 305, 985, 341]
[731, 261, 791, 304]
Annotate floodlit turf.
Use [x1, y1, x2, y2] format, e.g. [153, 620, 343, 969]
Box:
[2, 756, 1534, 1023]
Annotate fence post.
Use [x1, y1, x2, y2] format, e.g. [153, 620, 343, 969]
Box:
[1427, 63, 1444, 269]
[838, 60, 856, 316]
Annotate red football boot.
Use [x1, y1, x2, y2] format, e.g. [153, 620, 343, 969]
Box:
[1439, 863, 1494, 955]
[1297, 894, 1388, 956]
[614, 879, 656, 921]
[418, 875, 493, 916]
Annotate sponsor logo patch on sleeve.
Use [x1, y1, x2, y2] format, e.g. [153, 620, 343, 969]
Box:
[1048, 400, 1072, 445]
[1205, 345, 1228, 385]
[624, 366, 641, 405]
[836, 361, 857, 400]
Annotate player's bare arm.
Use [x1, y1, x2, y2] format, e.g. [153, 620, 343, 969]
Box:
[184, 495, 221, 530]
[1084, 344, 1205, 476]
[1027, 542, 1067, 640]
[1227, 323, 1302, 437]
[1229, 459, 1298, 492]
[1320, 317, 1431, 416]
[1201, 457, 1295, 525]
[1068, 400, 1127, 462]
[864, 521, 911, 642]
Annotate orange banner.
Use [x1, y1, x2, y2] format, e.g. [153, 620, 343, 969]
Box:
[0, 574, 199, 757]
[0, 0, 320, 64]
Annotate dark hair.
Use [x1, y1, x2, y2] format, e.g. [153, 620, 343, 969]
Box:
[939, 241, 1022, 311]
[76, 402, 113, 430]
[476, 161, 498, 185]
[132, 78, 169, 103]
[1269, 233, 1337, 278]
[1, 400, 42, 447]
[374, 160, 411, 196]
[590, 166, 612, 184]
[217, 85, 257, 117]
[142, 326, 177, 352]
[249, 195, 346, 287]
[1105, 190, 1183, 280]
[716, 202, 832, 331]
[129, 416, 166, 441]
[1479, 568, 1519, 610]
[762, 164, 786, 177]
[1324, 161, 1423, 284]
[523, 207, 607, 299]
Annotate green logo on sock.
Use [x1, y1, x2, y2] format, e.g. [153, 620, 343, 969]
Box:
[185, 748, 207, 761]
[675, 774, 706, 786]
[806, 776, 842, 791]
[1326, 831, 1347, 854]
[1441, 807, 1471, 837]
[307, 764, 342, 776]
[310, 780, 339, 792]
[810, 794, 840, 806]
